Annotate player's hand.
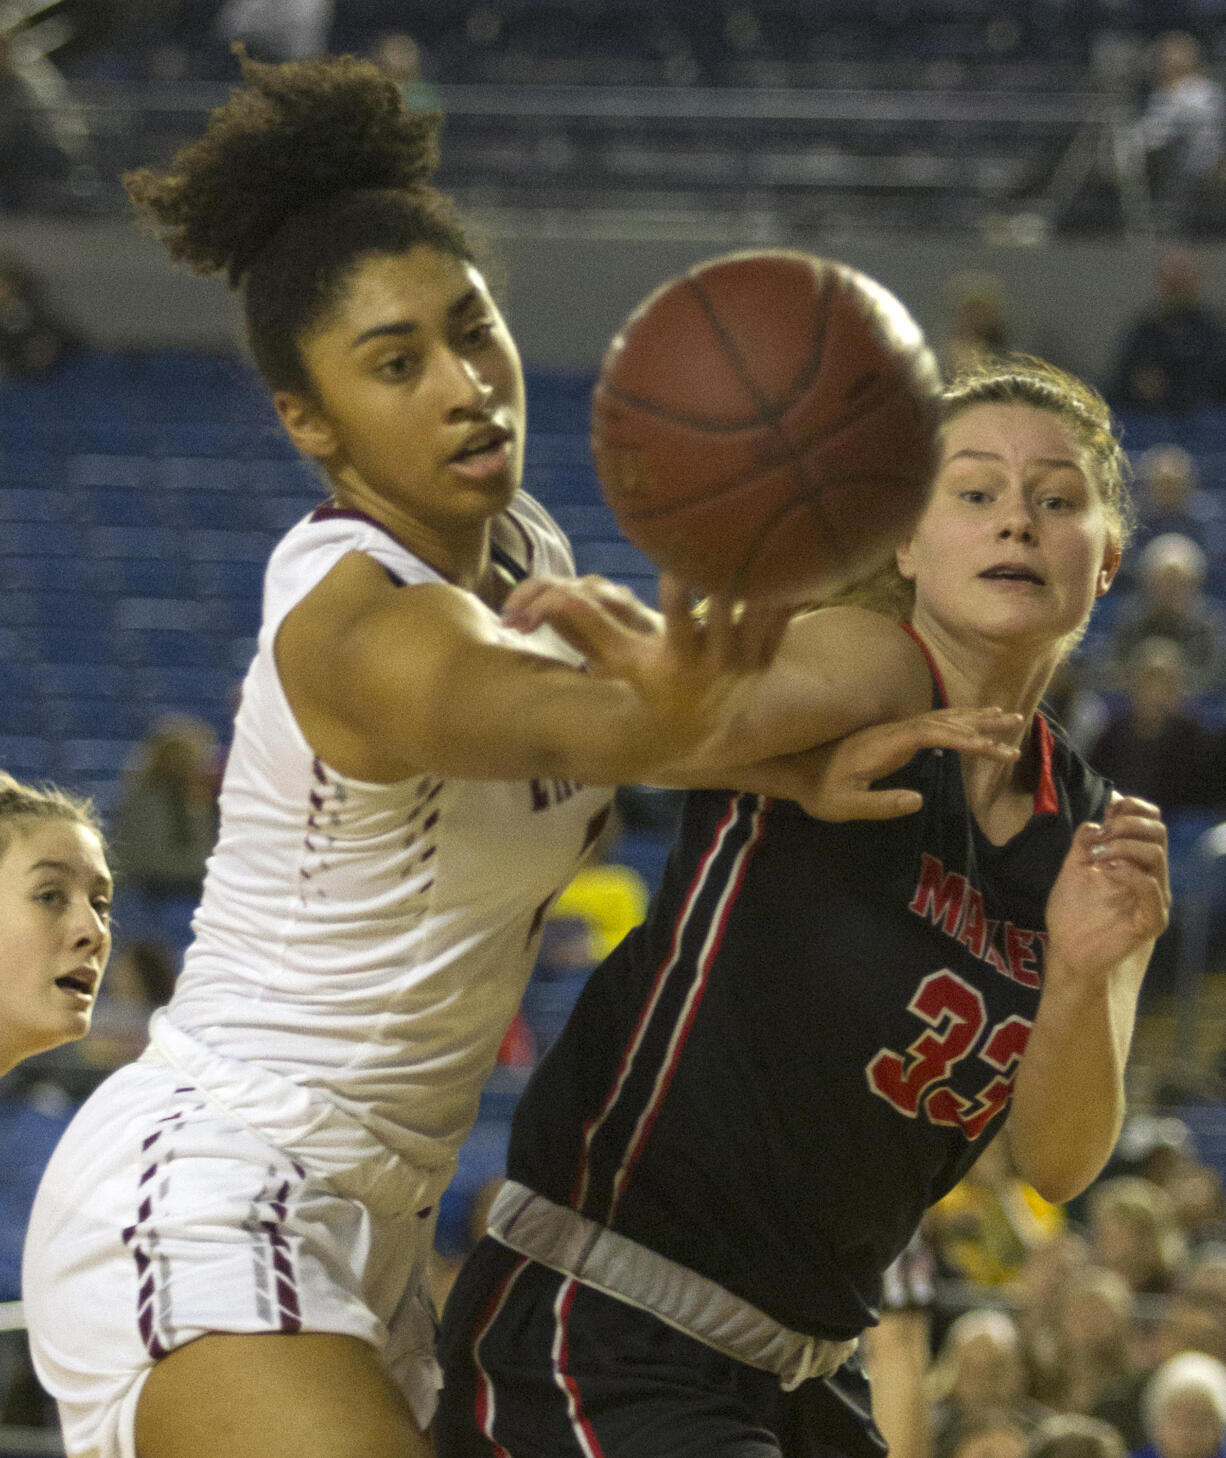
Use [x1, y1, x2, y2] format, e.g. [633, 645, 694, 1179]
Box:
[1045, 794, 1170, 982]
[752, 707, 1024, 821]
[503, 571, 791, 747]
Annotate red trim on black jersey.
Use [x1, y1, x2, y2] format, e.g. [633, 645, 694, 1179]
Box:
[901, 622, 948, 706]
[902, 622, 1060, 818]
[1033, 713, 1059, 817]
[571, 794, 768, 1222]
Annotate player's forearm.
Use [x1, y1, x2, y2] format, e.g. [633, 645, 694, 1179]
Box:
[1006, 956, 1145, 1204]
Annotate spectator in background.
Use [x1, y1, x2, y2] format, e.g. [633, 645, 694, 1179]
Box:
[928, 1134, 1065, 1291]
[1052, 1267, 1138, 1422]
[214, 0, 334, 61]
[1088, 638, 1213, 813]
[1127, 447, 1226, 588]
[929, 1310, 1053, 1458]
[1044, 656, 1109, 756]
[1088, 1176, 1189, 1297]
[1110, 249, 1226, 415]
[370, 31, 442, 112]
[1138, 33, 1226, 235]
[1136, 1352, 1226, 1458]
[941, 272, 1012, 377]
[82, 939, 175, 1071]
[109, 712, 220, 954]
[0, 255, 82, 379]
[1108, 535, 1226, 695]
[1024, 1414, 1127, 1458]
[946, 1409, 1033, 1458]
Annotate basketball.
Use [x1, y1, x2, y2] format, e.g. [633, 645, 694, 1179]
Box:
[590, 249, 944, 604]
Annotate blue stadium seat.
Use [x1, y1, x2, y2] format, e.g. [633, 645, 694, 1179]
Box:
[260, 494, 318, 532]
[67, 453, 155, 489]
[0, 520, 81, 557]
[70, 484, 159, 529]
[43, 697, 144, 740]
[33, 663, 128, 700]
[131, 665, 240, 709]
[112, 627, 220, 669]
[55, 737, 135, 782]
[0, 590, 97, 627]
[89, 557, 195, 598]
[25, 624, 115, 664]
[1, 555, 76, 592]
[0, 666, 46, 735]
[183, 528, 275, 563]
[0, 734, 54, 780]
[166, 491, 270, 535]
[0, 487, 68, 521]
[85, 524, 180, 560]
[191, 559, 265, 601]
[572, 538, 654, 576]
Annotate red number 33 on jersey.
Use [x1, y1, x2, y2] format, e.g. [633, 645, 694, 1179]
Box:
[866, 969, 1033, 1140]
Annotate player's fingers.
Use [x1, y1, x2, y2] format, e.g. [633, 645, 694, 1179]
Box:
[703, 593, 792, 672]
[500, 576, 567, 631]
[509, 585, 640, 673]
[658, 574, 702, 656]
[1090, 813, 1168, 851]
[573, 576, 661, 634]
[825, 787, 926, 822]
[890, 708, 1024, 761]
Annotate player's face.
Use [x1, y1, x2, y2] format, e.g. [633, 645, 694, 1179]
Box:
[277, 246, 526, 537]
[0, 819, 112, 1069]
[898, 402, 1120, 649]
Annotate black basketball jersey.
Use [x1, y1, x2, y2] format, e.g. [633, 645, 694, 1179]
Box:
[506, 655, 1110, 1342]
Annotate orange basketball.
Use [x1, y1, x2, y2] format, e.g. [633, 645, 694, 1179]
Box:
[590, 249, 943, 604]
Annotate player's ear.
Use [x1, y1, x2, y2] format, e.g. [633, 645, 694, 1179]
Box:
[275, 390, 338, 462]
[1096, 539, 1122, 597]
[896, 538, 917, 581]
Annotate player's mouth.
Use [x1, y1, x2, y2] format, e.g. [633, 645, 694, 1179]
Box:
[979, 562, 1045, 586]
[54, 966, 99, 1001]
[447, 424, 514, 479]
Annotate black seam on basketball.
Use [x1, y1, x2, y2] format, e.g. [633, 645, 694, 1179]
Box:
[606, 381, 927, 521]
[595, 270, 837, 434]
[723, 485, 858, 597]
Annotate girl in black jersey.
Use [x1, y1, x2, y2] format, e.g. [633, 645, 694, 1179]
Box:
[435, 357, 1171, 1458]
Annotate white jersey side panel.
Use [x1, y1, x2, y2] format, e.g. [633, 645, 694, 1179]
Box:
[168, 496, 612, 1173]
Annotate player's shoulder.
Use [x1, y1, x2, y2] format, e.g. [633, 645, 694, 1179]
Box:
[496, 492, 576, 579]
[784, 604, 933, 700]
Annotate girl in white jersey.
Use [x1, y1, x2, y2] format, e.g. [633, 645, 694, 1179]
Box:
[0, 772, 112, 1076]
[21, 51, 1025, 1458]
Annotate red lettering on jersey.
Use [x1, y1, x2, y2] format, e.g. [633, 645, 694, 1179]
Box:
[982, 920, 1010, 978]
[867, 970, 987, 1116]
[909, 854, 967, 936]
[1005, 924, 1041, 987]
[909, 854, 1045, 987]
[869, 973, 1034, 1140]
[957, 888, 988, 959]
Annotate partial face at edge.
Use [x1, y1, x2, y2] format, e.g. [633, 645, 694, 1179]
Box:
[0, 818, 112, 1068]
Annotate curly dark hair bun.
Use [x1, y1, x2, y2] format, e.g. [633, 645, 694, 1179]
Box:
[124, 50, 444, 287]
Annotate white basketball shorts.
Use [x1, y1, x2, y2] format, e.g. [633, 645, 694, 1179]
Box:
[23, 1016, 454, 1458]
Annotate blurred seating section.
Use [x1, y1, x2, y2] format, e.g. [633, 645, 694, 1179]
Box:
[29, 0, 1226, 237]
[0, 347, 654, 819]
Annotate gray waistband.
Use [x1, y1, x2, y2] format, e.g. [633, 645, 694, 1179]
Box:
[487, 1180, 858, 1391]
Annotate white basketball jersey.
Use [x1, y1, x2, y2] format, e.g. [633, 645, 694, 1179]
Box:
[167, 495, 613, 1177]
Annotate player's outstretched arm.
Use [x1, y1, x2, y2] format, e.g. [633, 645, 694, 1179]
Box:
[275, 554, 791, 786]
[709, 708, 1023, 819]
[503, 573, 936, 781]
[1006, 795, 1170, 1205]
